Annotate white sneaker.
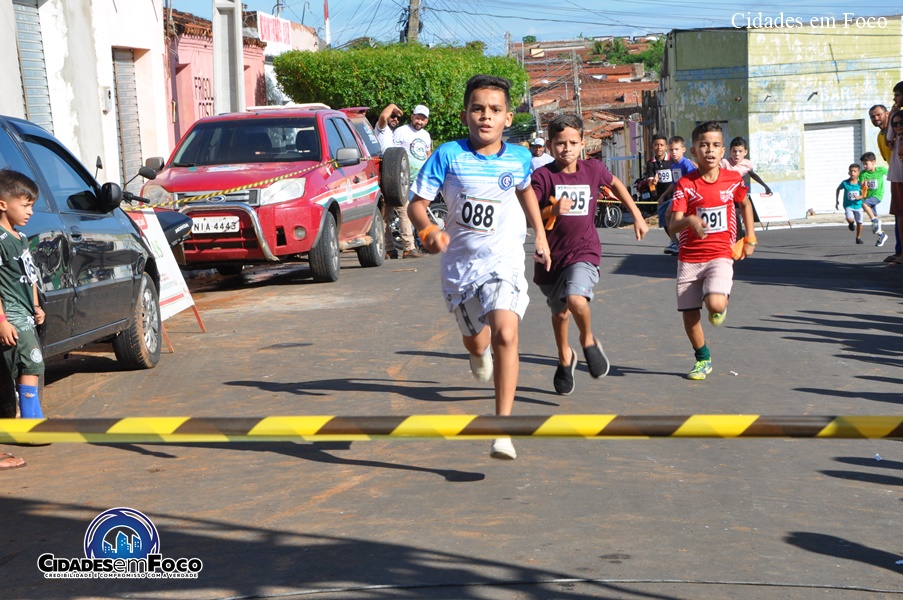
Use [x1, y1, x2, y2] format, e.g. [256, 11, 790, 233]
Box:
[469, 347, 493, 383]
[877, 231, 888, 247]
[490, 437, 516, 459]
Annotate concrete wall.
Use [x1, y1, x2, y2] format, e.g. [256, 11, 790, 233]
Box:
[0, 2, 24, 118]
[747, 21, 903, 217]
[1, 0, 167, 186]
[660, 21, 903, 219]
[166, 35, 266, 152]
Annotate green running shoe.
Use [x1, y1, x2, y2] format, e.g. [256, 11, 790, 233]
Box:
[708, 309, 727, 327]
[687, 359, 713, 380]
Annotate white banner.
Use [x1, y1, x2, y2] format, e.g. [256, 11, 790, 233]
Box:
[127, 209, 195, 321]
[750, 192, 789, 224]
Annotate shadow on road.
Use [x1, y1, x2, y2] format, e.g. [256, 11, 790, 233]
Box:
[784, 532, 903, 576]
[2, 496, 685, 600]
[99, 441, 486, 482]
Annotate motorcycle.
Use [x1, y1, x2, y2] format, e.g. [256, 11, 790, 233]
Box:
[123, 166, 194, 249]
[594, 185, 623, 229]
[388, 196, 448, 253]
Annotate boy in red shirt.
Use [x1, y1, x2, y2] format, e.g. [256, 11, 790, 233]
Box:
[670, 121, 756, 380]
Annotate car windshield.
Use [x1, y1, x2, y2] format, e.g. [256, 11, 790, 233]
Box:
[171, 117, 321, 166]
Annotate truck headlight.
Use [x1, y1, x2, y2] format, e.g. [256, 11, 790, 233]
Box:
[259, 178, 305, 206]
[142, 184, 175, 207]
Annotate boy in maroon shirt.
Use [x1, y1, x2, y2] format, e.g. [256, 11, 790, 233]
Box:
[531, 114, 648, 395]
[670, 121, 756, 380]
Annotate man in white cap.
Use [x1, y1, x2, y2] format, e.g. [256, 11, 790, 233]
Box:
[392, 105, 433, 258]
[530, 137, 554, 170]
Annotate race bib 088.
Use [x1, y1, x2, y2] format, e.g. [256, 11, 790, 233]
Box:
[456, 194, 500, 234]
[555, 184, 591, 217]
[696, 205, 728, 233]
[867, 179, 878, 190]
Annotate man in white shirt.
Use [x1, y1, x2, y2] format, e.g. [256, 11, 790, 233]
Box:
[374, 104, 402, 152]
[392, 105, 433, 258]
[530, 137, 554, 170]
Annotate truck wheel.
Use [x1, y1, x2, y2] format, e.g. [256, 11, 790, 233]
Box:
[309, 213, 340, 282]
[356, 208, 385, 268]
[113, 273, 162, 369]
[380, 147, 409, 208]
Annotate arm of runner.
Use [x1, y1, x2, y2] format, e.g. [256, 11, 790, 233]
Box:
[739, 197, 757, 260]
[670, 210, 706, 239]
[750, 171, 772, 195]
[517, 186, 551, 271]
[408, 195, 449, 253]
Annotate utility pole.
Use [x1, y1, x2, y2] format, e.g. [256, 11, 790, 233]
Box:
[406, 0, 420, 44]
[572, 49, 584, 158]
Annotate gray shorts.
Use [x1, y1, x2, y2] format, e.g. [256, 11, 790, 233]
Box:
[447, 272, 530, 337]
[844, 207, 863, 223]
[2, 326, 44, 379]
[538, 261, 600, 314]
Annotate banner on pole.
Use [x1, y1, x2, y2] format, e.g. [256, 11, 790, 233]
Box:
[128, 209, 195, 321]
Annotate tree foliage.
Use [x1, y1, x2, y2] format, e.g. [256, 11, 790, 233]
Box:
[522, 35, 536, 44]
[273, 44, 529, 144]
[591, 37, 665, 75]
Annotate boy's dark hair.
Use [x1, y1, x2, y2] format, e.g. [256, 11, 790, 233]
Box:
[547, 113, 584, 139]
[849, 163, 861, 171]
[894, 81, 903, 94]
[691, 121, 724, 143]
[729, 136, 748, 150]
[668, 136, 685, 146]
[651, 134, 668, 143]
[463, 75, 512, 109]
[0, 169, 38, 203]
[860, 152, 876, 162]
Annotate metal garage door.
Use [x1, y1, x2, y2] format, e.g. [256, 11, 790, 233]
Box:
[112, 48, 144, 193]
[13, 0, 53, 133]
[803, 121, 862, 214]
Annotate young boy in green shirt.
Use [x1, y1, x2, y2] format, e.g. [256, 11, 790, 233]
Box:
[0, 170, 46, 419]
[858, 152, 890, 247]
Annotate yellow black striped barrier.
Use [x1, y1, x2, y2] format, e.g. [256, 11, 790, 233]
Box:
[1, 416, 901, 444]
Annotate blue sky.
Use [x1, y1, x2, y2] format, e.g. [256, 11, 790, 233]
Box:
[172, 1, 897, 55]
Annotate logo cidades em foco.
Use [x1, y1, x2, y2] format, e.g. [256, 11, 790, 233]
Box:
[38, 507, 203, 579]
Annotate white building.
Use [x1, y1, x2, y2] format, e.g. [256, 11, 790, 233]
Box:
[0, 0, 169, 191]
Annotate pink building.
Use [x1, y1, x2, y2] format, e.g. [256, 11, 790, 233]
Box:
[164, 9, 266, 150]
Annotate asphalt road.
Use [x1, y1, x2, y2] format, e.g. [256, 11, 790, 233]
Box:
[3, 223, 902, 600]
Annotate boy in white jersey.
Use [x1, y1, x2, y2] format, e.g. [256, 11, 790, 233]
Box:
[408, 75, 551, 460]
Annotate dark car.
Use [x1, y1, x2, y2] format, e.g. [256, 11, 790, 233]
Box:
[0, 115, 163, 415]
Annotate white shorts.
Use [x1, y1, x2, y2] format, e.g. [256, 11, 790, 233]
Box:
[676, 258, 733, 311]
[446, 272, 530, 337]
[844, 207, 863, 223]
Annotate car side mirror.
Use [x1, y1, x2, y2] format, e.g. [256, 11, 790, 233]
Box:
[99, 182, 123, 212]
[334, 147, 361, 168]
[145, 157, 165, 171]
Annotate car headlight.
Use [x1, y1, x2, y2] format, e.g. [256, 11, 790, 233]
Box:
[142, 184, 175, 206]
[259, 178, 305, 206]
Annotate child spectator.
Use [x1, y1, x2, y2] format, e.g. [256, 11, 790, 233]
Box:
[858, 152, 889, 247]
[531, 113, 648, 395]
[836, 164, 866, 244]
[0, 170, 46, 418]
[646, 134, 678, 255]
[720, 137, 771, 249]
[669, 122, 756, 381]
[407, 75, 551, 459]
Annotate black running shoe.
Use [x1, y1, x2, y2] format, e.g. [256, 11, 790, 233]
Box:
[583, 338, 610, 378]
[553, 348, 577, 395]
